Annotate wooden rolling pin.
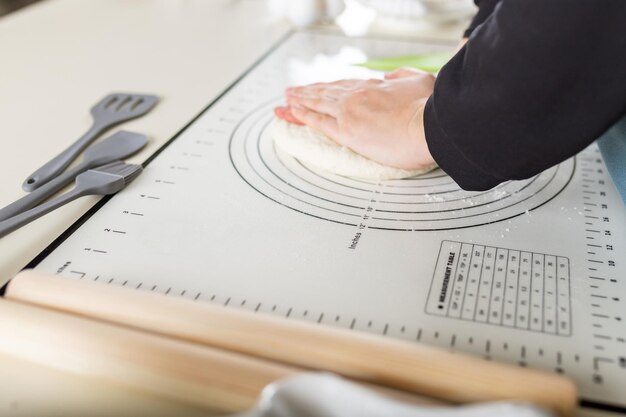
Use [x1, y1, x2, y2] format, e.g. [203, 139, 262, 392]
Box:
[0, 298, 293, 413]
[0, 295, 438, 412]
[5, 270, 578, 416]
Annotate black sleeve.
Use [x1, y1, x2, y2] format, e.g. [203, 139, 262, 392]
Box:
[463, 0, 500, 38]
[424, 0, 626, 191]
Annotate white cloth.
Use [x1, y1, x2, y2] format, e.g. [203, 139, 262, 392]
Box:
[233, 373, 555, 417]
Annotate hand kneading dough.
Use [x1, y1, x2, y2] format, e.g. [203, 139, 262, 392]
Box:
[271, 118, 437, 180]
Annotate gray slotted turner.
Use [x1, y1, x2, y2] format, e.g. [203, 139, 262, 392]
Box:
[23, 93, 158, 192]
[1, 161, 143, 238]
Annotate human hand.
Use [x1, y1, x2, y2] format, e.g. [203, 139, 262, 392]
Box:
[274, 70, 436, 171]
[274, 67, 424, 125]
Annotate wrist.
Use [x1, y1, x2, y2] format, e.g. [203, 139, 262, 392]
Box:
[408, 97, 436, 168]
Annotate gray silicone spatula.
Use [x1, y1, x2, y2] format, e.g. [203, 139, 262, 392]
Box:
[0, 131, 147, 222]
[0, 161, 143, 239]
[22, 93, 158, 192]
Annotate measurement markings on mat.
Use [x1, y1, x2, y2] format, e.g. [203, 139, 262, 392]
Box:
[426, 240, 571, 336]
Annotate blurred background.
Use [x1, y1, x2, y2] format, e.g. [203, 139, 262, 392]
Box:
[0, 0, 475, 34]
[0, 0, 39, 17]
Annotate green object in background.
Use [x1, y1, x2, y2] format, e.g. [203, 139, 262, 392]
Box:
[356, 51, 453, 73]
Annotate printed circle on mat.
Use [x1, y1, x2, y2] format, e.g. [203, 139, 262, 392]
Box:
[229, 99, 575, 231]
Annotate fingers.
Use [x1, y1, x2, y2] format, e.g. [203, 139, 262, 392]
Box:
[275, 104, 341, 143]
[384, 67, 427, 80]
[287, 86, 340, 102]
[290, 105, 340, 140]
[274, 106, 304, 125]
[286, 79, 366, 99]
[286, 92, 340, 118]
[287, 79, 362, 93]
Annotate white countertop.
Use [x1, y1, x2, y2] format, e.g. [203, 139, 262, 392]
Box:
[0, 0, 296, 290]
[6, 2, 598, 416]
[0, 1, 290, 415]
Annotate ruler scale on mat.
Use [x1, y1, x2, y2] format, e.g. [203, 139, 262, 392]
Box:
[22, 31, 626, 412]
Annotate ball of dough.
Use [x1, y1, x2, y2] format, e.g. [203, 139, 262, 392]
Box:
[270, 118, 437, 180]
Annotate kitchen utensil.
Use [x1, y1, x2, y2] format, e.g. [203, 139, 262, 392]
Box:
[22, 93, 157, 192]
[0, 161, 142, 238]
[0, 272, 577, 417]
[0, 131, 147, 222]
[5, 271, 578, 416]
